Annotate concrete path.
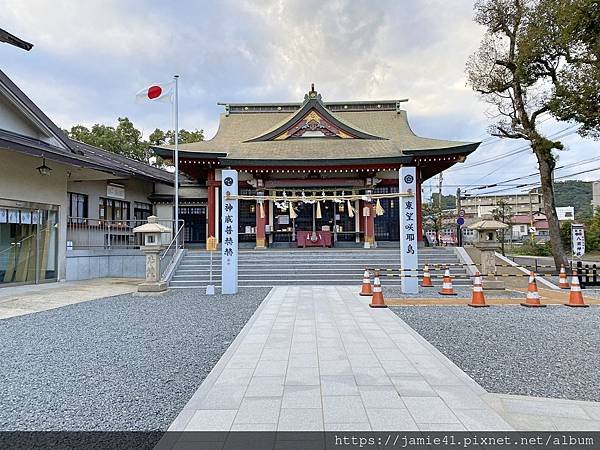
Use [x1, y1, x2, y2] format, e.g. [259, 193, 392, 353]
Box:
[0, 278, 140, 320]
[484, 393, 600, 431]
[169, 286, 514, 432]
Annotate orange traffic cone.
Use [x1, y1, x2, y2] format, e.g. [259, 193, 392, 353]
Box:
[564, 271, 589, 307]
[468, 272, 489, 307]
[421, 263, 433, 287]
[438, 268, 456, 296]
[359, 267, 373, 296]
[558, 265, 570, 289]
[369, 271, 387, 308]
[520, 271, 546, 307]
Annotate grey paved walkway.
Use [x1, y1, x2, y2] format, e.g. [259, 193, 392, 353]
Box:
[168, 286, 513, 432]
[0, 278, 140, 320]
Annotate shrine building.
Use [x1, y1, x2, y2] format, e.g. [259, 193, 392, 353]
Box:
[154, 86, 480, 249]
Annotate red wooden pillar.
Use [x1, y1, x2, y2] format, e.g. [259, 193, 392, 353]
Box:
[207, 169, 216, 240]
[255, 193, 267, 249]
[416, 168, 423, 243]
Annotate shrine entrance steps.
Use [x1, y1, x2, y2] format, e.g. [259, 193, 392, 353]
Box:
[169, 247, 470, 289]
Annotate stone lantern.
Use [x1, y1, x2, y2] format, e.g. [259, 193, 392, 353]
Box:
[467, 218, 509, 290]
[133, 215, 172, 292]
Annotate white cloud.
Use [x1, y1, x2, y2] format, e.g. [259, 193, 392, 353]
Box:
[2, 0, 598, 189]
[2, 0, 170, 59]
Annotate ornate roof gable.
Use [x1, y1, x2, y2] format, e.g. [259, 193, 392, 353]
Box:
[245, 85, 387, 142]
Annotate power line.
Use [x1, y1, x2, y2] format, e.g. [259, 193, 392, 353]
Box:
[447, 124, 579, 173]
[464, 156, 599, 193]
[471, 165, 600, 196]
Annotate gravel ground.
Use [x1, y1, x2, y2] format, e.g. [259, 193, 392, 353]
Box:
[384, 286, 521, 298]
[392, 305, 600, 402]
[540, 275, 600, 298]
[0, 288, 270, 431]
[584, 289, 600, 299]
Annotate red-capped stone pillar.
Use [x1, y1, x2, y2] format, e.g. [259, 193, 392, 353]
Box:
[255, 191, 267, 249]
[416, 168, 424, 245]
[207, 169, 216, 242]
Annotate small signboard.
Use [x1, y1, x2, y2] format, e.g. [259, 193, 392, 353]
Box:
[456, 217, 465, 226]
[107, 183, 125, 199]
[571, 223, 585, 258]
[459, 209, 465, 218]
[206, 236, 217, 252]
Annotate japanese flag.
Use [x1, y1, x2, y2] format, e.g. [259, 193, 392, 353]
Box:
[136, 81, 174, 103]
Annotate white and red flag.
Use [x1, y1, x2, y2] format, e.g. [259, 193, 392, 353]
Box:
[136, 81, 174, 103]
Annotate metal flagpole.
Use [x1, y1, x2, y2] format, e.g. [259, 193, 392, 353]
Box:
[174, 75, 179, 244]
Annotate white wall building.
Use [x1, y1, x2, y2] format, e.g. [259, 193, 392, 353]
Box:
[592, 181, 600, 209]
[0, 69, 175, 287]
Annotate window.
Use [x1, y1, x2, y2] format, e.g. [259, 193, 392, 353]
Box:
[373, 185, 399, 241]
[238, 189, 256, 242]
[68, 193, 88, 223]
[134, 202, 152, 222]
[99, 198, 130, 222]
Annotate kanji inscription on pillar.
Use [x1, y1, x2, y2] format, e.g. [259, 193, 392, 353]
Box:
[571, 224, 585, 258]
[221, 170, 238, 294]
[399, 166, 419, 293]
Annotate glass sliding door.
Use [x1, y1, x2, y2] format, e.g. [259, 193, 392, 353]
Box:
[0, 201, 59, 286]
[38, 209, 59, 282]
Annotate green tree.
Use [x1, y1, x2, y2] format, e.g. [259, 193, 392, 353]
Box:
[560, 220, 573, 250]
[147, 128, 204, 145]
[586, 207, 600, 251]
[466, 0, 599, 270]
[65, 119, 204, 165]
[524, 0, 600, 138]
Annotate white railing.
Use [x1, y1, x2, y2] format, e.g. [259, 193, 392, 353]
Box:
[66, 218, 181, 249]
[159, 222, 185, 281]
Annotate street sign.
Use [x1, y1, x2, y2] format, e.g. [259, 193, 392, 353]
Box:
[456, 217, 465, 226]
[528, 226, 537, 234]
[571, 223, 585, 258]
[459, 209, 465, 218]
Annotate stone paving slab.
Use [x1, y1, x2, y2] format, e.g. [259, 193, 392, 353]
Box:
[482, 393, 600, 431]
[166, 285, 600, 437]
[0, 278, 140, 319]
[168, 286, 513, 433]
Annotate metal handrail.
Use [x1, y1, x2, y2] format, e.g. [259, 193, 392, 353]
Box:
[160, 222, 185, 260]
[66, 217, 179, 249]
[159, 221, 185, 280]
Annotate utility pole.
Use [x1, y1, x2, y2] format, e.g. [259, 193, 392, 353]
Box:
[529, 191, 535, 244]
[438, 173, 443, 210]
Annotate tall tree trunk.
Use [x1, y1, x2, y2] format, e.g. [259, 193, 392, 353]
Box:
[535, 149, 569, 269]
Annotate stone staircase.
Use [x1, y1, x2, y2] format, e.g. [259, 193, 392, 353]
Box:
[169, 247, 471, 289]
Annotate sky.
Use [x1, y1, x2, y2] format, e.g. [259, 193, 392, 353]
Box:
[2, 0, 598, 200]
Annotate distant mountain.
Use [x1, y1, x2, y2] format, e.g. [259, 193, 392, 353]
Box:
[553, 180, 593, 219]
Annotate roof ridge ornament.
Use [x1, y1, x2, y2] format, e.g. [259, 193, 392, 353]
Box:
[304, 83, 322, 104]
